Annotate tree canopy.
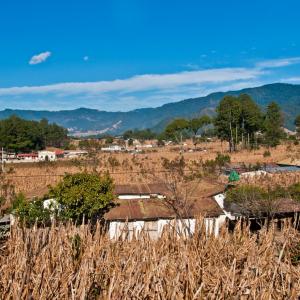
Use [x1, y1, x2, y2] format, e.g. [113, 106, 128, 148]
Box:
[0, 116, 68, 152]
[263, 102, 284, 147]
[214, 94, 283, 151]
[295, 115, 300, 136]
[48, 172, 115, 222]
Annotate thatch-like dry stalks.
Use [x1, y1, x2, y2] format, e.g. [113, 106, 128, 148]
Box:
[0, 220, 300, 299]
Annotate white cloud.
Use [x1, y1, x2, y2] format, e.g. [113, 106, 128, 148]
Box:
[83, 56, 89, 61]
[0, 67, 262, 97]
[256, 57, 300, 69]
[280, 77, 300, 83]
[29, 51, 51, 65]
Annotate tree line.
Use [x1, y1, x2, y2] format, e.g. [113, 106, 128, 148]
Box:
[0, 116, 69, 153]
[165, 94, 299, 152]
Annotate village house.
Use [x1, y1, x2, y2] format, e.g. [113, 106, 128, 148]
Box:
[101, 145, 125, 152]
[38, 149, 64, 161]
[17, 153, 39, 161]
[213, 188, 300, 231]
[104, 182, 226, 240]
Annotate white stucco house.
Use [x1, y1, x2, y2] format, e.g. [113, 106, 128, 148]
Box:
[104, 183, 226, 240]
[38, 151, 57, 161]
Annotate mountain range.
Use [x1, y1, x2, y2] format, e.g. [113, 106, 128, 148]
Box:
[0, 83, 299, 135]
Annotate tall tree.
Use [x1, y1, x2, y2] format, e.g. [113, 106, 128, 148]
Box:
[214, 96, 241, 152]
[0, 116, 68, 152]
[189, 115, 211, 147]
[263, 102, 284, 147]
[239, 94, 262, 148]
[165, 118, 189, 146]
[295, 115, 300, 137]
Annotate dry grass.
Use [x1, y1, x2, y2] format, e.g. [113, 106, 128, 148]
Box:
[2, 140, 299, 199]
[0, 220, 300, 299]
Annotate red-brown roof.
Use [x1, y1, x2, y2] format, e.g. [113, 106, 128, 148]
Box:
[104, 196, 223, 221]
[17, 153, 38, 158]
[114, 183, 169, 195]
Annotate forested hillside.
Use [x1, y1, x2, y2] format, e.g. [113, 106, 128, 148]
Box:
[0, 83, 299, 134]
[0, 116, 68, 152]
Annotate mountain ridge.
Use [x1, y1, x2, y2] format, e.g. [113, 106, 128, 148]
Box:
[0, 83, 299, 134]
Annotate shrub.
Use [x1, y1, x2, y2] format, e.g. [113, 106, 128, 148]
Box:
[48, 172, 115, 223]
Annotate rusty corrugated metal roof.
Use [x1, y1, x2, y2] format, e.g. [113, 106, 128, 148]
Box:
[104, 195, 224, 221]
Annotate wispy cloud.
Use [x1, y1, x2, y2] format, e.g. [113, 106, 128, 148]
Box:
[281, 77, 300, 83]
[83, 56, 89, 61]
[1, 56, 300, 111]
[29, 51, 51, 65]
[0, 67, 262, 96]
[256, 57, 300, 69]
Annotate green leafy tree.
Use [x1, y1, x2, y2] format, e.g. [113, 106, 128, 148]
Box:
[263, 102, 284, 147]
[239, 94, 262, 148]
[12, 193, 52, 226]
[189, 115, 211, 147]
[295, 115, 300, 137]
[214, 96, 241, 152]
[165, 118, 189, 147]
[48, 172, 114, 222]
[0, 115, 68, 152]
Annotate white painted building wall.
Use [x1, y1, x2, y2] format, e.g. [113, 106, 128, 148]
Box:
[38, 151, 57, 161]
[118, 194, 165, 200]
[107, 216, 225, 240]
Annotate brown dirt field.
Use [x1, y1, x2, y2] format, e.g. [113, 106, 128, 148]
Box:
[2, 140, 300, 198]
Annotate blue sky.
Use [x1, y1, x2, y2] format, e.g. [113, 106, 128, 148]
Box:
[1, 0, 300, 111]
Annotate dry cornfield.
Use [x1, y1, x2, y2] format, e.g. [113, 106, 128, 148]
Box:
[3, 140, 300, 198]
[0, 220, 300, 299]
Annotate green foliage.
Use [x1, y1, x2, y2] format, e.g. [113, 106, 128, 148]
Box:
[214, 95, 263, 151]
[288, 183, 300, 202]
[189, 115, 211, 135]
[214, 96, 241, 151]
[263, 102, 284, 147]
[105, 136, 114, 145]
[48, 172, 114, 222]
[226, 185, 266, 204]
[12, 193, 52, 226]
[123, 129, 157, 141]
[295, 115, 300, 136]
[215, 153, 231, 168]
[165, 118, 190, 143]
[225, 183, 300, 217]
[0, 116, 68, 153]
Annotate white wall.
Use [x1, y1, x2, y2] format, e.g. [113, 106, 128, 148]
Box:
[108, 217, 224, 240]
[118, 194, 165, 200]
[38, 151, 57, 161]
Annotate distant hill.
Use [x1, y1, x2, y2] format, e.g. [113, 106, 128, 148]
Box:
[0, 83, 299, 135]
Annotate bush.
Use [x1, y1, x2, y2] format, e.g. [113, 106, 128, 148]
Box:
[263, 150, 271, 157]
[12, 193, 52, 226]
[48, 172, 115, 222]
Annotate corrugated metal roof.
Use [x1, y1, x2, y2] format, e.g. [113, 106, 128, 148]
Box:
[224, 198, 300, 217]
[104, 196, 223, 221]
[105, 182, 225, 221]
[277, 159, 300, 167]
[114, 183, 169, 195]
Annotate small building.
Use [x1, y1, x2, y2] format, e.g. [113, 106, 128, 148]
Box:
[277, 158, 300, 168]
[215, 192, 300, 231]
[17, 153, 39, 161]
[105, 182, 226, 240]
[64, 150, 88, 159]
[114, 183, 168, 200]
[38, 151, 57, 161]
[101, 145, 125, 152]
